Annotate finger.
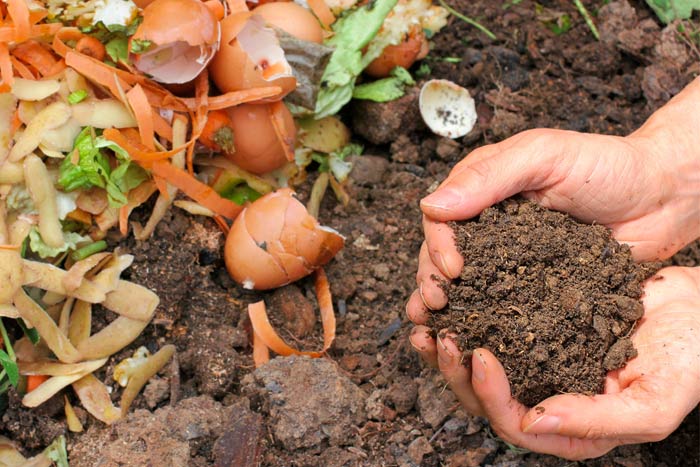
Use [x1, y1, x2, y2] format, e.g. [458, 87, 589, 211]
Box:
[406, 288, 430, 325]
[519, 380, 684, 443]
[436, 333, 483, 416]
[409, 325, 438, 368]
[420, 129, 566, 221]
[423, 217, 462, 279]
[417, 242, 449, 310]
[471, 348, 619, 460]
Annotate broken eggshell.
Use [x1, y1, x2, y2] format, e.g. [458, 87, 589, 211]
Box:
[130, 0, 221, 84]
[419, 79, 477, 139]
[224, 188, 344, 290]
[226, 102, 296, 174]
[209, 13, 296, 100]
[253, 2, 323, 44]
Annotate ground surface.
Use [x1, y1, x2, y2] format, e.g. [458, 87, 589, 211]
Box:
[2, 0, 700, 466]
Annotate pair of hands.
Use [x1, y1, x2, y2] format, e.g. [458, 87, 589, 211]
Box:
[407, 83, 700, 460]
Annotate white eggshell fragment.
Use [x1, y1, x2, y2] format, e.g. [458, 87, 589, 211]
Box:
[419, 79, 477, 139]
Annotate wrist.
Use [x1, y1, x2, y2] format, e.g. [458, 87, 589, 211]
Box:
[628, 79, 700, 254]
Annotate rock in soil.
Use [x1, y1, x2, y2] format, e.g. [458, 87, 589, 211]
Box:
[70, 396, 231, 467]
[431, 198, 658, 407]
[350, 87, 424, 145]
[242, 355, 366, 450]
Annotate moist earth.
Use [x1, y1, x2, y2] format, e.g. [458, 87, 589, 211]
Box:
[431, 199, 657, 407]
[2, 0, 699, 466]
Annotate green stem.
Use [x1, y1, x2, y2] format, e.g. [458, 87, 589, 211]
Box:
[0, 319, 14, 361]
[573, 0, 600, 40]
[71, 240, 108, 261]
[438, 0, 497, 41]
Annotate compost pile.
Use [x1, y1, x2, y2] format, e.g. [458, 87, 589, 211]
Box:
[432, 198, 659, 407]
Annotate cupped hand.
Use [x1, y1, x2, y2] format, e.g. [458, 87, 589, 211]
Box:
[411, 266, 700, 460]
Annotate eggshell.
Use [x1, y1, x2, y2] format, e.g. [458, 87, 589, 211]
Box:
[131, 0, 220, 83]
[224, 188, 344, 290]
[253, 2, 323, 44]
[226, 103, 296, 174]
[419, 79, 477, 139]
[365, 30, 428, 78]
[210, 13, 295, 100]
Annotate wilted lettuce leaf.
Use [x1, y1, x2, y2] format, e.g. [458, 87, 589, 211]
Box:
[312, 143, 363, 182]
[44, 436, 70, 467]
[29, 228, 90, 259]
[58, 127, 148, 207]
[646, 0, 700, 22]
[352, 66, 415, 102]
[314, 0, 398, 118]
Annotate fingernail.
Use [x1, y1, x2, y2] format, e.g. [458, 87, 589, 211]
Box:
[523, 415, 561, 434]
[421, 188, 463, 211]
[436, 336, 453, 364]
[437, 252, 455, 278]
[418, 282, 434, 310]
[472, 350, 487, 382]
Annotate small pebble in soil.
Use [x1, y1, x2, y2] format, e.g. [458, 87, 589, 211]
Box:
[430, 198, 658, 407]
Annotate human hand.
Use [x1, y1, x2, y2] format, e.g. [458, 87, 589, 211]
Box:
[410, 266, 700, 460]
[407, 76, 700, 320]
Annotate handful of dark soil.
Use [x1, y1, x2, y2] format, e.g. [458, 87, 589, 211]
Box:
[431, 198, 658, 407]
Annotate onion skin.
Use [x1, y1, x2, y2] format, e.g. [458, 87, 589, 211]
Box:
[224, 188, 344, 290]
[364, 30, 429, 78]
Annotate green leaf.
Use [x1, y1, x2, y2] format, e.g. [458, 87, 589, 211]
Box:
[44, 436, 70, 467]
[314, 0, 399, 118]
[225, 185, 262, 205]
[0, 350, 18, 388]
[130, 39, 153, 54]
[17, 319, 40, 345]
[329, 143, 363, 182]
[28, 228, 90, 259]
[105, 36, 130, 64]
[67, 89, 88, 104]
[352, 66, 415, 102]
[645, 0, 700, 23]
[59, 127, 146, 207]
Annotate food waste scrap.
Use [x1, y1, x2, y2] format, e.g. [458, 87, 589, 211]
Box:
[0, 0, 452, 460]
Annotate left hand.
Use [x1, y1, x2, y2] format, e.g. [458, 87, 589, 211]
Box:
[409, 266, 700, 460]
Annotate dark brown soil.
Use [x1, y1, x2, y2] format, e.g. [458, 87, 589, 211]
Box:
[431, 199, 657, 407]
[2, 1, 699, 466]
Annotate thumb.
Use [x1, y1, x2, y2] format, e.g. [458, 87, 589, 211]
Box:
[420, 129, 568, 221]
[520, 381, 678, 442]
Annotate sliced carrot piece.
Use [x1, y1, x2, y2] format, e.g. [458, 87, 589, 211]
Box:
[75, 36, 106, 62]
[7, 0, 30, 42]
[10, 56, 35, 79]
[269, 101, 295, 162]
[65, 51, 132, 100]
[0, 43, 12, 90]
[26, 374, 49, 392]
[126, 84, 155, 150]
[181, 86, 283, 111]
[248, 268, 337, 360]
[12, 41, 58, 77]
[252, 330, 270, 368]
[102, 128, 183, 163]
[307, 0, 335, 28]
[149, 161, 244, 219]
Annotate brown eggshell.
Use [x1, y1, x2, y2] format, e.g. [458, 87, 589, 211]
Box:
[226, 103, 296, 175]
[224, 207, 288, 290]
[132, 0, 219, 46]
[364, 31, 428, 78]
[210, 13, 295, 99]
[253, 2, 323, 44]
[224, 188, 344, 290]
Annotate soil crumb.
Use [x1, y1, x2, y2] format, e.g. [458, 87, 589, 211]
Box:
[431, 198, 658, 407]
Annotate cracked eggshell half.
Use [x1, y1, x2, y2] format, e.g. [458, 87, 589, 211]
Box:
[130, 0, 220, 84]
[224, 188, 344, 290]
[209, 13, 296, 100]
[419, 79, 477, 139]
